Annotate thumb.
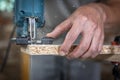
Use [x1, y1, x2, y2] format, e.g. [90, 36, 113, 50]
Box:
[46, 20, 72, 38]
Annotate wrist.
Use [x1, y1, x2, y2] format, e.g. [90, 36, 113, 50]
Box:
[86, 3, 107, 23]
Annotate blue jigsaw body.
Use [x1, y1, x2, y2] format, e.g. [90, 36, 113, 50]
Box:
[14, 0, 44, 38]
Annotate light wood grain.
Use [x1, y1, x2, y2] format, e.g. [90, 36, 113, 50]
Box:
[22, 45, 120, 55]
[21, 45, 120, 62]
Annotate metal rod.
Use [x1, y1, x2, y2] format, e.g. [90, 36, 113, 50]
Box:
[0, 25, 16, 72]
[29, 18, 37, 44]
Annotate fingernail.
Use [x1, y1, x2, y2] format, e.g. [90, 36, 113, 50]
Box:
[59, 51, 66, 56]
[46, 33, 51, 36]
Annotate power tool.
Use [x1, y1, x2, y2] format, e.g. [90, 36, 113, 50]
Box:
[13, 0, 53, 45]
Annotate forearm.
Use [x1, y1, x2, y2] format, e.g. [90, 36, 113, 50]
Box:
[88, 0, 120, 25]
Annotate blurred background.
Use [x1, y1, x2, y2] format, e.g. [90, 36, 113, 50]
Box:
[0, 0, 21, 80]
[0, 0, 115, 80]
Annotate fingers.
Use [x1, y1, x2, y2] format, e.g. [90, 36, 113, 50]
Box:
[91, 30, 104, 58]
[82, 25, 104, 58]
[67, 21, 96, 59]
[67, 31, 94, 58]
[59, 17, 87, 56]
[81, 28, 100, 58]
[46, 19, 72, 38]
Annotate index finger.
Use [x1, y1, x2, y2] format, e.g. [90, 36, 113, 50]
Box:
[46, 19, 72, 38]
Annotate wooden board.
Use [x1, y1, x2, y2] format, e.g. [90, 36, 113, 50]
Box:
[21, 45, 120, 62]
[21, 53, 30, 80]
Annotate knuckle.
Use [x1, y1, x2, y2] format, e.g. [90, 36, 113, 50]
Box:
[81, 15, 88, 21]
[77, 15, 88, 21]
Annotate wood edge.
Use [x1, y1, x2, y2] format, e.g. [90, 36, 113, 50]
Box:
[21, 50, 30, 80]
[20, 45, 120, 62]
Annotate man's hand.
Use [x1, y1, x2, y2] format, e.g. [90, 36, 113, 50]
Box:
[46, 4, 106, 59]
